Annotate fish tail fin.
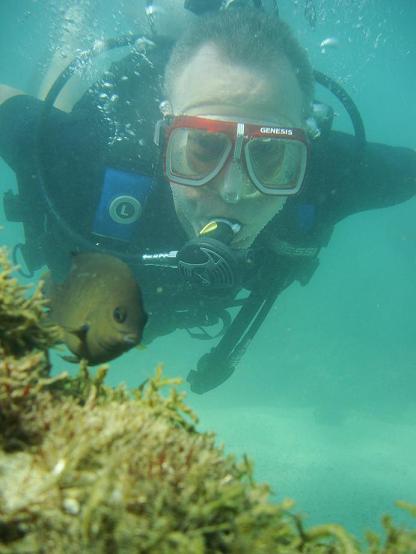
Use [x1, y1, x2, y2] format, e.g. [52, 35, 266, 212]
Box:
[40, 271, 54, 300]
[61, 354, 81, 364]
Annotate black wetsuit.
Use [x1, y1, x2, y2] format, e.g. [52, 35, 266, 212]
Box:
[1, 50, 415, 376]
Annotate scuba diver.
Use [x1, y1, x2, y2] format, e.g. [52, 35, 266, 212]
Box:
[0, 0, 415, 393]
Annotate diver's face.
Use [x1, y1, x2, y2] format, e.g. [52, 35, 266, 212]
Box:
[168, 43, 305, 249]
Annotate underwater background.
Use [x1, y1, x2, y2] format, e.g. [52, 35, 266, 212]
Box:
[1, 0, 415, 542]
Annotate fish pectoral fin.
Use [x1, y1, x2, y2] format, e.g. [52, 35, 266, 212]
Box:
[135, 343, 146, 351]
[63, 323, 90, 340]
[61, 354, 81, 364]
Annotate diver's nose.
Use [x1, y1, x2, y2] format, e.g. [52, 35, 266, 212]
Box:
[218, 160, 258, 204]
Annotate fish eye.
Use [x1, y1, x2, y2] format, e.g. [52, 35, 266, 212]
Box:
[113, 306, 127, 323]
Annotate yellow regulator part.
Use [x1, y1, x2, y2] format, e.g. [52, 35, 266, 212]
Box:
[199, 221, 219, 236]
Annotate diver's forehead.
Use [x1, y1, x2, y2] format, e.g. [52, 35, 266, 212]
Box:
[170, 43, 303, 125]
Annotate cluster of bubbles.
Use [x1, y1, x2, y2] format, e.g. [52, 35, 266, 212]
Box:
[89, 42, 161, 158]
[94, 69, 141, 148]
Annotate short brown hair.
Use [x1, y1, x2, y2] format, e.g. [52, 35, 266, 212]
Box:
[165, 8, 314, 117]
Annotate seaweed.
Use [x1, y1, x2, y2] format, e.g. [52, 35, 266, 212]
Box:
[0, 248, 61, 357]
[0, 246, 414, 553]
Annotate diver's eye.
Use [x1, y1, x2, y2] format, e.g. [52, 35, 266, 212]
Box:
[113, 306, 127, 323]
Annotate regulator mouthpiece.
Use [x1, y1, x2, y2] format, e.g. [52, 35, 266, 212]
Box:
[199, 218, 241, 245]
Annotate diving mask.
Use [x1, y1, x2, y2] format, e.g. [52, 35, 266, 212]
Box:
[159, 115, 309, 196]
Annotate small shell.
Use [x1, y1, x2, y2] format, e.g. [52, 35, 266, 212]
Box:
[52, 458, 66, 476]
[63, 497, 80, 515]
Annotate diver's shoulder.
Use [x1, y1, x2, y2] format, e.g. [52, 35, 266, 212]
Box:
[315, 129, 415, 158]
[312, 129, 357, 151]
[0, 88, 70, 117]
[0, 85, 26, 107]
[0, 91, 44, 119]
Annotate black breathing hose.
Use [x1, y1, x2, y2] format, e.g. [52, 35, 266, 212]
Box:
[313, 69, 366, 152]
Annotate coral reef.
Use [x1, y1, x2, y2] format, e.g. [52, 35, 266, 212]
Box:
[0, 246, 415, 553]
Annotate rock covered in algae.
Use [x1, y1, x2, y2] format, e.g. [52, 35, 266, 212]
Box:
[0, 246, 415, 554]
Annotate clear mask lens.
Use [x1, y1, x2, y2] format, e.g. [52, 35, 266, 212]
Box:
[245, 138, 306, 192]
[167, 128, 232, 183]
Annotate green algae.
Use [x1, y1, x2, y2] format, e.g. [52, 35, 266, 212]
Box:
[0, 246, 415, 553]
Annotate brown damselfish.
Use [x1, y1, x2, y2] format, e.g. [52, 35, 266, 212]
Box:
[43, 252, 147, 364]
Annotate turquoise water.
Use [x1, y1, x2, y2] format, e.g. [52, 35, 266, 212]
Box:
[1, 0, 415, 542]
